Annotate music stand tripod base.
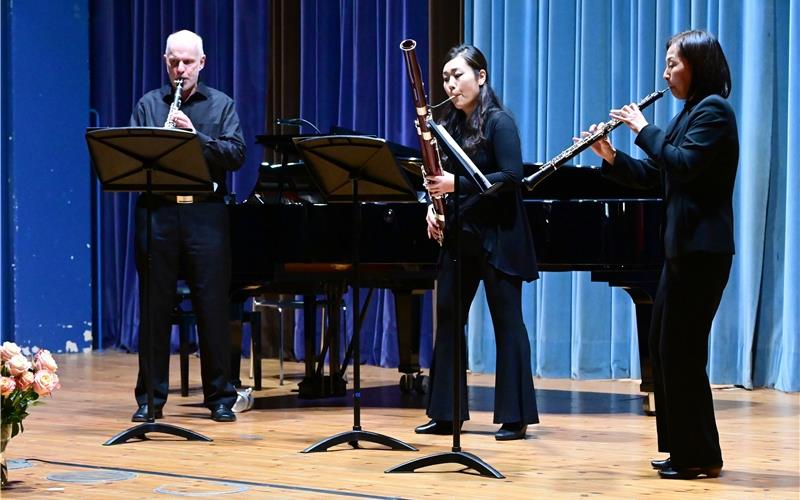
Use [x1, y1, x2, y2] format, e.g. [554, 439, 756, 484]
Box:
[386, 450, 504, 479]
[302, 429, 417, 453]
[104, 422, 213, 446]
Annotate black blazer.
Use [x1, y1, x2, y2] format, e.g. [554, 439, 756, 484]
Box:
[444, 109, 539, 281]
[601, 94, 739, 259]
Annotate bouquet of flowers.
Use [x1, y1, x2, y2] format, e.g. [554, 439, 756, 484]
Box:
[1, 342, 61, 438]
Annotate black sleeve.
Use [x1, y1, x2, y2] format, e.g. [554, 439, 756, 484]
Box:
[635, 96, 736, 183]
[195, 99, 246, 172]
[129, 100, 146, 127]
[600, 150, 661, 190]
[457, 111, 523, 195]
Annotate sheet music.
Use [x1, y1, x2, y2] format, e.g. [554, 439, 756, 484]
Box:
[427, 120, 493, 193]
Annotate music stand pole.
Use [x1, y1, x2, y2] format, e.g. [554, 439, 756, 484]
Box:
[385, 123, 504, 478]
[86, 127, 213, 445]
[296, 135, 417, 453]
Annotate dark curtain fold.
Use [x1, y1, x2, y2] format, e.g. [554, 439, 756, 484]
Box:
[265, 0, 301, 165]
[428, 0, 464, 108]
[90, 0, 270, 352]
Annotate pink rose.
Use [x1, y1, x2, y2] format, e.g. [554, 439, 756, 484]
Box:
[0, 376, 15, 396]
[33, 350, 58, 372]
[6, 353, 31, 376]
[33, 370, 60, 396]
[16, 370, 35, 391]
[1, 342, 21, 362]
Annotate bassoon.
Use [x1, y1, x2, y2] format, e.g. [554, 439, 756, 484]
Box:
[523, 88, 667, 190]
[400, 39, 445, 244]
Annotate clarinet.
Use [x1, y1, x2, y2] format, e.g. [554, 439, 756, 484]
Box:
[400, 39, 445, 244]
[163, 78, 184, 129]
[523, 89, 667, 190]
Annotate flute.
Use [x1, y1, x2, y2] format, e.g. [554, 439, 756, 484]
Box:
[523, 89, 667, 190]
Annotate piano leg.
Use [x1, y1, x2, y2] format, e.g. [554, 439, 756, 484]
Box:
[325, 285, 345, 397]
[394, 289, 427, 394]
[298, 288, 347, 399]
[299, 294, 322, 398]
[622, 286, 657, 416]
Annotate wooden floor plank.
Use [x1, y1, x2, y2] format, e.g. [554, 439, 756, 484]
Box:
[1, 352, 797, 499]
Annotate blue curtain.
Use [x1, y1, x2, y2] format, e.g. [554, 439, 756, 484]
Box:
[464, 0, 798, 391]
[90, 0, 270, 351]
[293, 0, 432, 368]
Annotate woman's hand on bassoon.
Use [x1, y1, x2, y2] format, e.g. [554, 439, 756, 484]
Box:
[424, 171, 455, 197]
[425, 204, 443, 241]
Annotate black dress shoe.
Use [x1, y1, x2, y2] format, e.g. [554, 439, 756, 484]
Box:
[131, 404, 163, 422]
[210, 404, 236, 422]
[658, 464, 722, 479]
[414, 419, 456, 435]
[495, 422, 527, 441]
[651, 457, 671, 470]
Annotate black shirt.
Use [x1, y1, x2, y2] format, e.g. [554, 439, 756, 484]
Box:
[444, 109, 539, 281]
[601, 94, 738, 258]
[129, 82, 246, 194]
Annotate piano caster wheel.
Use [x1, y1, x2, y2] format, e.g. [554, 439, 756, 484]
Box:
[413, 374, 428, 395]
[400, 374, 414, 393]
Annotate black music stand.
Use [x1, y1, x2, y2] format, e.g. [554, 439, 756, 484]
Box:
[386, 121, 503, 479]
[86, 127, 213, 445]
[293, 135, 418, 453]
[255, 133, 321, 203]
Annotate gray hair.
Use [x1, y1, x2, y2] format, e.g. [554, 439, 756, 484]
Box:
[164, 30, 205, 57]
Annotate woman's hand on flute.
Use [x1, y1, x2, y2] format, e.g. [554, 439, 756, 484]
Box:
[576, 123, 617, 164]
[610, 102, 648, 134]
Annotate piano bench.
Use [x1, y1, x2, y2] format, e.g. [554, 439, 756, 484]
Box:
[250, 296, 345, 389]
[250, 297, 308, 388]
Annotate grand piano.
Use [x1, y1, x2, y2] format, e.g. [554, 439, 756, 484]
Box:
[230, 134, 663, 410]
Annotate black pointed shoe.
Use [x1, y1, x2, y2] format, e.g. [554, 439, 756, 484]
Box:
[651, 457, 671, 470]
[131, 404, 163, 422]
[414, 419, 457, 435]
[210, 404, 236, 422]
[658, 464, 722, 479]
[495, 423, 527, 441]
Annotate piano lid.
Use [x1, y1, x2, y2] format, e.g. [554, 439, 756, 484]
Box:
[255, 133, 323, 155]
[523, 164, 662, 201]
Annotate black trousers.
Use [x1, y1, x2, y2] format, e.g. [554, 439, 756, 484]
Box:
[134, 196, 237, 409]
[426, 237, 539, 424]
[651, 253, 732, 468]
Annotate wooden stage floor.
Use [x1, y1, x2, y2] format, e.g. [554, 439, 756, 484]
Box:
[1, 351, 798, 499]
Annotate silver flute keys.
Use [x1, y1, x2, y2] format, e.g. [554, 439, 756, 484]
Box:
[164, 78, 184, 128]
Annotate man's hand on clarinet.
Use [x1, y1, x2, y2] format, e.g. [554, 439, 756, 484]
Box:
[170, 110, 196, 132]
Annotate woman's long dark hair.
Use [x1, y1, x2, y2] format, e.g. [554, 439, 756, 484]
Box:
[667, 29, 732, 100]
[438, 44, 503, 155]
